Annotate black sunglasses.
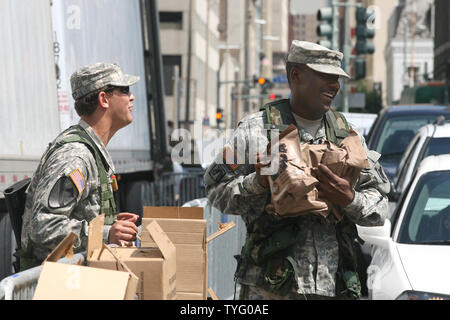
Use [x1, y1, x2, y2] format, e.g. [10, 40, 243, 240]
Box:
[105, 86, 130, 95]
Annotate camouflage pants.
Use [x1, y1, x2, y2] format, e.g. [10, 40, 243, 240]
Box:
[239, 284, 345, 300]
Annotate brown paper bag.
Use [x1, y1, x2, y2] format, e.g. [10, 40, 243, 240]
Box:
[267, 125, 369, 220]
[339, 129, 370, 186]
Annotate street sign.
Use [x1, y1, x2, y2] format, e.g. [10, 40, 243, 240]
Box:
[272, 75, 288, 84]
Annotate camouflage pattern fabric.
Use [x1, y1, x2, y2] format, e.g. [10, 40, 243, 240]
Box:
[239, 284, 352, 300]
[70, 62, 139, 100]
[205, 110, 390, 299]
[21, 120, 116, 262]
[287, 40, 350, 79]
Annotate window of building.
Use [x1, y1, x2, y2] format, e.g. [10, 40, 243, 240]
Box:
[159, 11, 183, 30]
[163, 55, 182, 96]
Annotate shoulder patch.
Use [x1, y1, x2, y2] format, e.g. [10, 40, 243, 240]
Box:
[270, 107, 282, 126]
[336, 117, 346, 130]
[223, 146, 241, 171]
[208, 163, 227, 182]
[69, 169, 86, 195]
[48, 176, 79, 209]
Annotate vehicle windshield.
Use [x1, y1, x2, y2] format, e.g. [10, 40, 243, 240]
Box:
[398, 171, 450, 244]
[422, 137, 450, 158]
[397, 137, 450, 189]
[375, 116, 438, 157]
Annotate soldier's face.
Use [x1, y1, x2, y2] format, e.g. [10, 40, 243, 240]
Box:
[108, 86, 135, 128]
[291, 66, 340, 119]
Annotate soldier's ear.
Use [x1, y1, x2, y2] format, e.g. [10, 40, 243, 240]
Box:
[98, 91, 109, 110]
[291, 66, 302, 85]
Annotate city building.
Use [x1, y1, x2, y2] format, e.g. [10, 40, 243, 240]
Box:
[159, 0, 220, 134]
[158, 0, 292, 132]
[289, 14, 322, 45]
[434, 0, 450, 81]
[355, 0, 399, 107]
[217, 0, 259, 128]
[385, 0, 434, 105]
[217, 0, 290, 128]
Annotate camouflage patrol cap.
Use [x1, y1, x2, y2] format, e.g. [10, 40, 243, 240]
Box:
[287, 40, 350, 79]
[70, 62, 140, 100]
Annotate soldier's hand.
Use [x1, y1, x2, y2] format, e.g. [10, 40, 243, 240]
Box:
[314, 164, 355, 207]
[108, 212, 139, 246]
[255, 153, 270, 188]
[116, 212, 139, 223]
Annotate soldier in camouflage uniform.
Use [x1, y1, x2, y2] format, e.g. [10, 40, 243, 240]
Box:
[204, 41, 390, 300]
[20, 63, 140, 268]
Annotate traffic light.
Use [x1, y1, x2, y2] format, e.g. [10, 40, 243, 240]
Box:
[257, 77, 267, 86]
[316, 7, 336, 49]
[216, 108, 223, 124]
[354, 57, 366, 80]
[269, 94, 282, 100]
[254, 76, 272, 93]
[355, 7, 375, 55]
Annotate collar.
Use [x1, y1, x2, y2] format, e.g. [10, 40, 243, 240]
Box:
[78, 119, 115, 173]
[295, 117, 326, 144]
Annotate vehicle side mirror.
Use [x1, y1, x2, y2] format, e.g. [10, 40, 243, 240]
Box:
[357, 219, 391, 249]
[388, 180, 401, 202]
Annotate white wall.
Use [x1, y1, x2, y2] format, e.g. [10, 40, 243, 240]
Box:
[386, 38, 434, 104]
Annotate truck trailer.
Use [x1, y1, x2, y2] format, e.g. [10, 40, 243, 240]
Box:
[0, 0, 169, 280]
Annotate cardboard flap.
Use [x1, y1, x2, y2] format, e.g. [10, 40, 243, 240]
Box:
[206, 222, 236, 243]
[100, 244, 136, 275]
[143, 206, 203, 219]
[33, 262, 132, 300]
[145, 221, 176, 259]
[208, 288, 219, 300]
[45, 232, 77, 262]
[88, 214, 105, 259]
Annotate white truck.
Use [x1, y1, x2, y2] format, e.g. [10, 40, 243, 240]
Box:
[0, 0, 168, 279]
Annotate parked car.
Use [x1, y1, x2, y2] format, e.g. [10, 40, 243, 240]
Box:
[366, 105, 450, 181]
[341, 112, 377, 137]
[391, 117, 450, 206]
[358, 155, 450, 300]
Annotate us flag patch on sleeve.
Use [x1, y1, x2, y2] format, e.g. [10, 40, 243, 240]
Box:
[222, 146, 241, 171]
[69, 169, 86, 195]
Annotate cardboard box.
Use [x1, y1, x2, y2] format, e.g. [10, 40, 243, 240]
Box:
[87, 215, 177, 300]
[142, 206, 235, 300]
[33, 232, 138, 300]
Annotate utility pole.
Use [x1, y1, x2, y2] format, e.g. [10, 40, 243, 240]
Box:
[332, 5, 339, 51]
[410, 0, 416, 88]
[185, 0, 193, 128]
[243, 0, 250, 113]
[204, 0, 210, 121]
[175, 65, 181, 129]
[343, 2, 351, 112]
[326, 1, 371, 112]
[142, 0, 168, 159]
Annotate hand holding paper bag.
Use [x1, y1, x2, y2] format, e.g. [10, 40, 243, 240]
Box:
[266, 125, 369, 220]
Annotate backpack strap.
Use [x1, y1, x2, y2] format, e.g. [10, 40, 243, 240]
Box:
[41, 125, 117, 225]
[324, 109, 351, 145]
[262, 99, 296, 141]
[262, 100, 351, 145]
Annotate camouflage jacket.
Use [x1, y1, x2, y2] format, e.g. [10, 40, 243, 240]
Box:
[204, 108, 390, 297]
[21, 120, 116, 262]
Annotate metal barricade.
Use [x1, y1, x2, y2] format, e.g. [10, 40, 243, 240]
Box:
[183, 198, 247, 300]
[0, 253, 85, 300]
[151, 171, 206, 206]
[0, 199, 246, 300]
